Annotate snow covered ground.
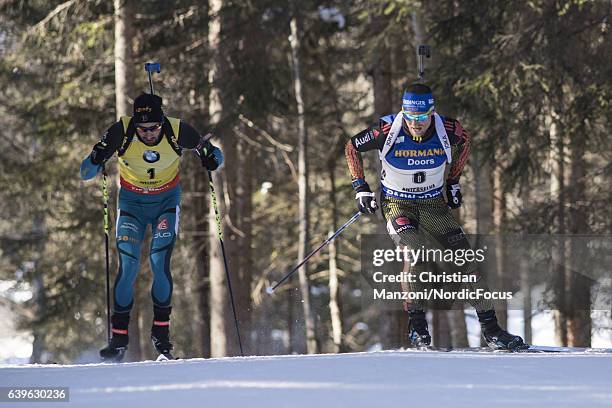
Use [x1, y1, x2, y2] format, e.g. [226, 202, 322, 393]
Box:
[1, 350, 611, 408]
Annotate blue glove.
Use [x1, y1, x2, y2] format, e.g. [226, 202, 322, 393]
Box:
[80, 153, 102, 180]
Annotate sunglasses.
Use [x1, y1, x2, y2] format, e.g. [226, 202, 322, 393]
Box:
[402, 108, 433, 122]
[136, 123, 163, 133]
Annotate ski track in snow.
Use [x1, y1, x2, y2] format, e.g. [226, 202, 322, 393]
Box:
[1, 350, 611, 408]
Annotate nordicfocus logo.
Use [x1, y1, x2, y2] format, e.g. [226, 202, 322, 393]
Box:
[143, 150, 161, 163]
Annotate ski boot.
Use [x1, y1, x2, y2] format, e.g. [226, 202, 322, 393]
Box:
[100, 313, 130, 362]
[151, 306, 175, 361]
[100, 334, 128, 362]
[478, 310, 528, 351]
[407, 309, 432, 348]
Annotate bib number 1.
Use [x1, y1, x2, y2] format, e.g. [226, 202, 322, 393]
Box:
[147, 168, 156, 179]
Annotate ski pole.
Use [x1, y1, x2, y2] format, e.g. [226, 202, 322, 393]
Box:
[208, 169, 244, 356]
[267, 211, 362, 294]
[144, 62, 161, 94]
[197, 147, 244, 357]
[102, 165, 111, 343]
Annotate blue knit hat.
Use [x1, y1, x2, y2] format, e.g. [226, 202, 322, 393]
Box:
[401, 83, 434, 114]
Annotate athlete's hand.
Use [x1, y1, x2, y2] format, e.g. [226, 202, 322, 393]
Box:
[446, 180, 462, 209]
[355, 183, 378, 214]
[90, 141, 109, 166]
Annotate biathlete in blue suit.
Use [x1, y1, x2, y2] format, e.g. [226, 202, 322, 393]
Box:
[81, 93, 223, 360]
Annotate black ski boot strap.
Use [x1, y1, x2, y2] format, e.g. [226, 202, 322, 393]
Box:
[408, 310, 429, 334]
[477, 310, 502, 336]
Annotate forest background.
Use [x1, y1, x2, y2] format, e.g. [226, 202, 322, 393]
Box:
[0, 0, 610, 362]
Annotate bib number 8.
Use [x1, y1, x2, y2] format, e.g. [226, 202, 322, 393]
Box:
[413, 171, 426, 184]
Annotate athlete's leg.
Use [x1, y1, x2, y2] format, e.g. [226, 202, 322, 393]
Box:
[382, 197, 434, 346]
[101, 199, 145, 359]
[382, 197, 430, 311]
[114, 207, 146, 314]
[148, 195, 179, 354]
[414, 198, 493, 312]
[149, 205, 178, 308]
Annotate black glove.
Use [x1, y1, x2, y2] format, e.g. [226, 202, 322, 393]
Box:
[90, 141, 109, 166]
[199, 142, 223, 171]
[354, 182, 378, 214]
[446, 180, 462, 209]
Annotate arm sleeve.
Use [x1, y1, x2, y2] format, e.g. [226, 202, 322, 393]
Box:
[176, 121, 202, 149]
[79, 121, 123, 180]
[444, 118, 471, 182]
[345, 124, 388, 183]
[177, 121, 224, 167]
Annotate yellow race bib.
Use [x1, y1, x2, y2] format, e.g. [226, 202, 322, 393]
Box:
[118, 116, 181, 191]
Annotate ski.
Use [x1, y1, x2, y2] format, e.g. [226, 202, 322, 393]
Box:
[100, 347, 127, 363]
[524, 345, 612, 353]
[100, 354, 126, 363]
[403, 345, 612, 354]
[156, 353, 178, 362]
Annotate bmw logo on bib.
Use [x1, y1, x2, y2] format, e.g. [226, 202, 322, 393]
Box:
[143, 150, 160, 163]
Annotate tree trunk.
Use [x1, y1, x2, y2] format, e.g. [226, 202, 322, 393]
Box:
[208, 190, 227, 357]
[492, 159, 507, 329]
[448, 209, 469, 348]
[113, 0, 133, 119]
[234, 123, 253, 355]
[29, 271, 45, 363]
[548, 111, 567, 346]
[184, 81, 212, 358]
[373, 9, 400, 350]
[29, 214, 46, 363]
[290, 10, 317, 354]
[474, 152, 494, 346]
[208, 0, 228, 357]
[517, 181, 533, 345]
[475, 160, 493, 236]
[432, 310, 451, 348]
[191, 170, 210, 357]
[520, 255, 532, 345]
[448, 310, 469, 347]
[566, 126, 591, 347]
[328, 165, 343, 353]
[114, 0, 137, 359]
